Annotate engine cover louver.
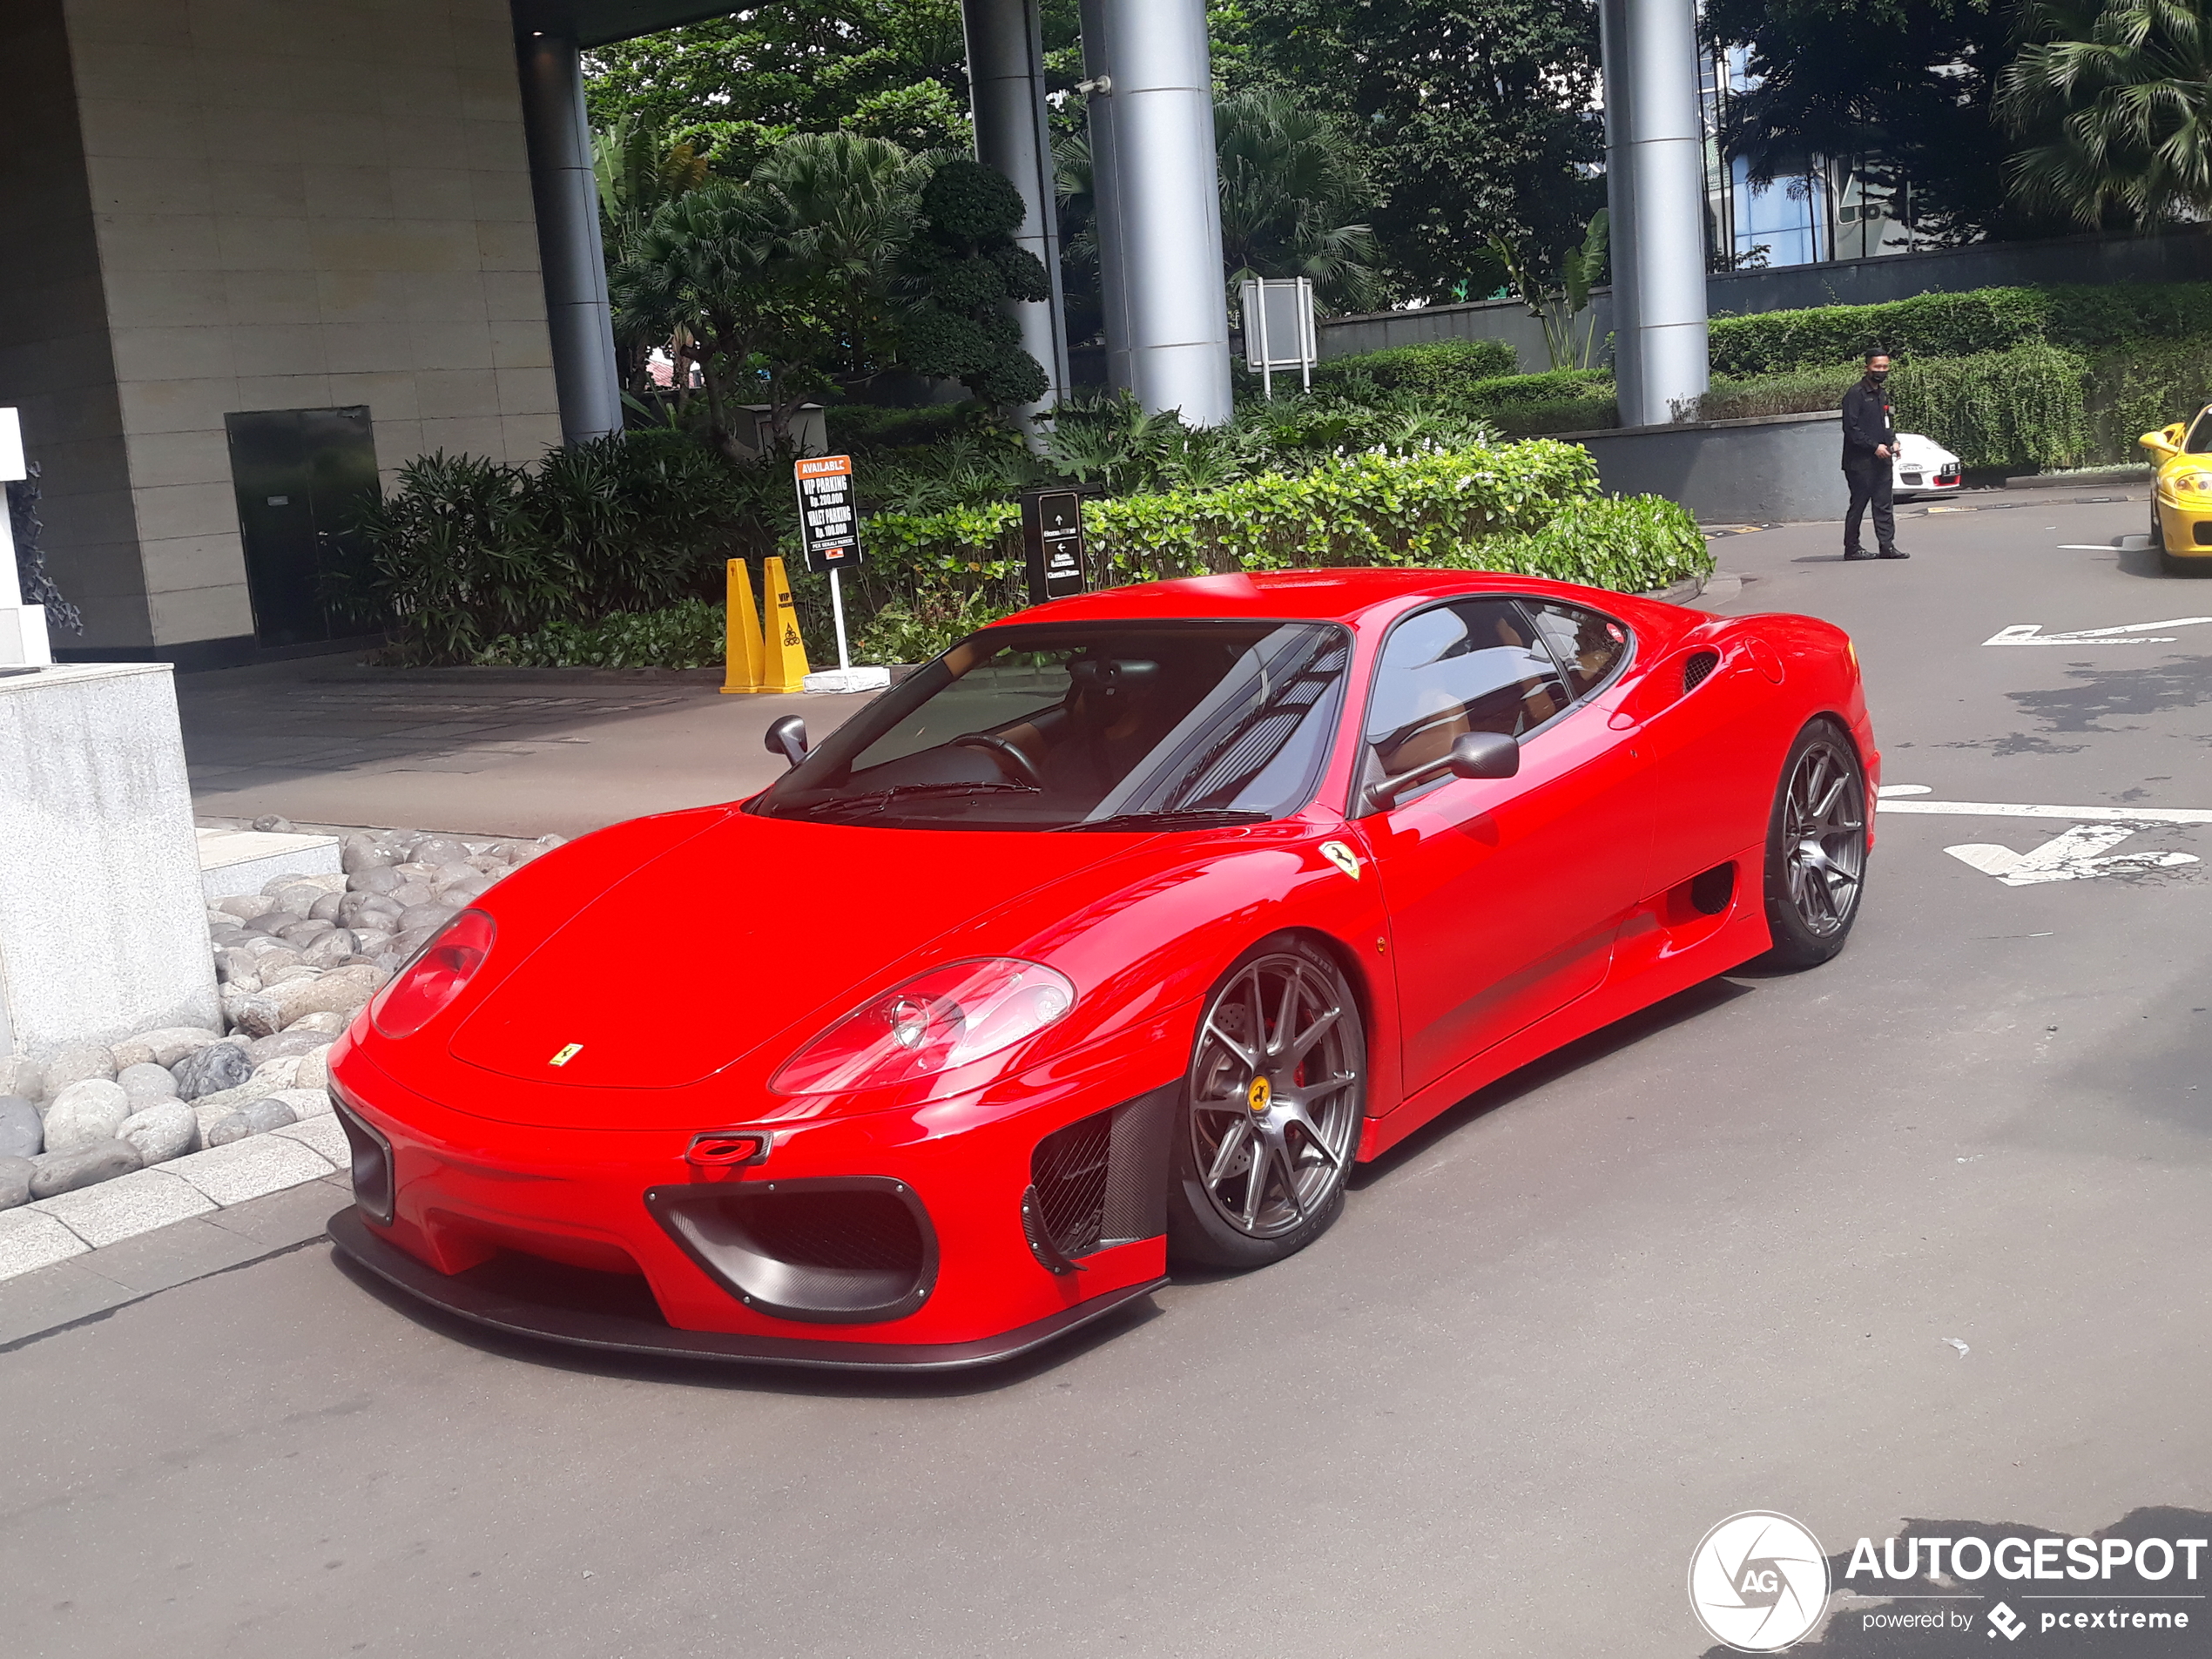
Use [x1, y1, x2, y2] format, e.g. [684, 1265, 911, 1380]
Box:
[1682, 650, 1721, 693]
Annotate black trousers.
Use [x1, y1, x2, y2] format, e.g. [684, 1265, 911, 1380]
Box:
[1844, 462, 1896, 556]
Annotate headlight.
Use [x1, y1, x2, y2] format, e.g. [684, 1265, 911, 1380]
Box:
[2175, 472, 2212, 495]
[368, 910, 496, 1040]
[771, 959, 1076, 1096]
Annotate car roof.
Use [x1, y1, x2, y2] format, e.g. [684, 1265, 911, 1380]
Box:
[990, 569, 1643, 632]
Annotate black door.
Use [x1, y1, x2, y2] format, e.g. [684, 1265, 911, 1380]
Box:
[224, 406, 381, 648]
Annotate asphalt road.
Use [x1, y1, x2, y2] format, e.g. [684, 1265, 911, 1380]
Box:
[8, 489, 2212, 1658]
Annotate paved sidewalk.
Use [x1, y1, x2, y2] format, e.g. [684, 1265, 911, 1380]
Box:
[178, 662, 881, 839]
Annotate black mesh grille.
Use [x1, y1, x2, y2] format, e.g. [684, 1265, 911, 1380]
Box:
[1031, 1109, 1113, 1258]
[2195, 521, 2212, 547]
[736, 1189, 924, 1274]
[1682, 650, 1720, 692]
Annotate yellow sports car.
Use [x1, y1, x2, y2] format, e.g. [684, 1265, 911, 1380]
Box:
[2141, 408, 2212, 572]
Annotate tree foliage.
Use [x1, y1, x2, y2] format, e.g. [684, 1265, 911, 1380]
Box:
[1215, 90, 1385, 315]
[1702, 0, 2074, 246]
[898, 159, 1053, 409]
[1999, 0, 2212, 228]
[1228, 0, 1605, 303]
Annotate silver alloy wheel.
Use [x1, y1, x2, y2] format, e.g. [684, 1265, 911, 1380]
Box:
[1187, 953, 1362, 1239]
[1781, 738, 1866, 936]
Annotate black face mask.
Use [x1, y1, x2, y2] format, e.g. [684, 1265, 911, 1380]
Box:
[1867, 368, 1889, 384]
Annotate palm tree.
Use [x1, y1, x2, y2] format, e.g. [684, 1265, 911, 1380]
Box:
[1215, 91, 1386, 316]
[1999, 0, 2212, 229]
[593, 116, 714, 395]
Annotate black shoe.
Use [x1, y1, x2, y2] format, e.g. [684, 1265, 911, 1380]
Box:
[1844, 550, 1875, 561]
[1877, 547, 1910, 559]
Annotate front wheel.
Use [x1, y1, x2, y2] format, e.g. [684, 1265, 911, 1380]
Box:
[1166, 936, 1366, 1271]
[1759, 721, 1869, 970]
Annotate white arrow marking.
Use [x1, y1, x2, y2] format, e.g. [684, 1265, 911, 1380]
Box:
[1944, 824, 2198, 886]
[1984, 617, 2212, 646]
[1880, 797, 2212, 826]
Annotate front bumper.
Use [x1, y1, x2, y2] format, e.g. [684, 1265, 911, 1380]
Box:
[328, 1208, 1164, 1370]
[327, 1041, 1180, 1365]
[2155, 494, 2212, 556]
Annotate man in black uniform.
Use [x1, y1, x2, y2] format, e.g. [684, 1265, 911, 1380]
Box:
[1841, 350, 1908, 560]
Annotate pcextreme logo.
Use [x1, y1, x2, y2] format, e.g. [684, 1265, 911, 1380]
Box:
[1689, 1512, 1831, 1652]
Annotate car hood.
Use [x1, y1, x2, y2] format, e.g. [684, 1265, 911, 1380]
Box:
[445, 809, 1136, 1105]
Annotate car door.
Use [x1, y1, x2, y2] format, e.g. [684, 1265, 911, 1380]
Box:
[1356, 597, 1649, 1096]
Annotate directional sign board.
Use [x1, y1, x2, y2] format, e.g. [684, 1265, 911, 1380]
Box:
[794, 454, 861, 575]
[1022, 488, 1089, 604]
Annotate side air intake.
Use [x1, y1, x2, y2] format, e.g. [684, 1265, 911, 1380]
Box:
[1682, 650, 1720, 693]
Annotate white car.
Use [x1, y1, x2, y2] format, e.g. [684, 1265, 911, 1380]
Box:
[1892, 432, 1962, 500]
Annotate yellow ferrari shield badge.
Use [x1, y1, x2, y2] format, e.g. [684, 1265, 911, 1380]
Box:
[549, 1042, 583, 1068]
[1246, 1076, 1272, 1115]
[1319, 840, 1360, 881]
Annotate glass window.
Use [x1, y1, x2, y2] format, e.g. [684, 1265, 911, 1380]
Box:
[1524, 601, 1631, 699]
[751, 621, 1352, 832]
[2184, 409, 2212, 454]
[1361, 600, 1569, 797]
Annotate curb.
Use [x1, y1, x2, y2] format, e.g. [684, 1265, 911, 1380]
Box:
[2003, 467, 2152, 491]
[0, 1115, 347, 1282]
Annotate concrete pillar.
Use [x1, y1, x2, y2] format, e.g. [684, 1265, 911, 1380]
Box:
[1084, 0, 1232, 426]
[1602, 0, 1709, 427]
[516, 31, 623, 446]
[1078, 0, 1132, 395]
[962, 0, 1069, 438]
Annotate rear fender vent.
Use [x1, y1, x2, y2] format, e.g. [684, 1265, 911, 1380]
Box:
[1681, 649, 1721, 693]
[1024, 1086, 1176, 1274]
[645, 1177, 936, 1324]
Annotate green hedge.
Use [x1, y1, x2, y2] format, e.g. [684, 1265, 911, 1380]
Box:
[1708, 282, 2212, 376]
[1890, 344, 2093, 472]
[479, 598, 725, 668]
[1310, 337, 1518, 395]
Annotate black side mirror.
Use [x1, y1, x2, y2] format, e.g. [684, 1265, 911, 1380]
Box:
[766, 715, 808, 770]
[1447, 731, 1520, 780]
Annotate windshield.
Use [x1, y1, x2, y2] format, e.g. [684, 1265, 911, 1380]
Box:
[752, 621, 1353, 831]
[2187, 409, 2212, 454]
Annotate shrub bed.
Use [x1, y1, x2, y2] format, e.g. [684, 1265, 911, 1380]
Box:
[1310, 337, 1518, 395]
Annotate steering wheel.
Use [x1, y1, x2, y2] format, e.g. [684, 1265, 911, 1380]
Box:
[952, 732, 1044, 788]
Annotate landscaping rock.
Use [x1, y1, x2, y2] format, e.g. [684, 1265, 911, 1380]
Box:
[341, 833, 398, 873]
[277, 917, 337, 945]
[30, 1138, 143, 1197]
[409, 834, 469, 867]
[390, 880, 437, 908]
[173, 1041, 253, 1100]
[351, 929, 397, 957]
[272, 974, 374, 1027]
[226, 994, 285, 1037]
[118, 1100, 199, 1164]
[287, 1010, 348, 1035]
[301, 928, 359, 968]
[0, 1155, 32, 1211]
[43, 1079, 134, 1154]
[206, 1099, 297, 1146]
[249, 1055, 304, 1090]
[247, 1028, 329, 1066]
[260, 963, 320, 989]
[0, 1055, 45, 1104]
[309, 890, 347, 921]
[0, 1096, 42, 1159]
[268, 1087, 333, 1121]
[396, 902, 457, 934]
[296, 1046, 332, 1094]
[128, 1028, 223, 1069]
[266, 882, 320, 916]
[118, 1062, 180, 1102]
[217, 894, 277, 921]
[43, 1043, 118, 1095]
[348, 867, 404, 896]
[251, 813, 296, 833]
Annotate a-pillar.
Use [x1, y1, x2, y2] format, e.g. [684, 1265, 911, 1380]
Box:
[1601, 0, 1710, 428]
[516, 30, 623, 445]
[1082, 0, 1232, 427]
[961, 0, 1070, 442]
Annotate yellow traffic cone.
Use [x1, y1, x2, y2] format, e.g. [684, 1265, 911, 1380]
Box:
[759, 556, 811, 693]
[720, 559, 765, 694]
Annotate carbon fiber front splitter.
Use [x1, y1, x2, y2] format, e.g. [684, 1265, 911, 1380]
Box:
[327, 1208, 1164, 1372]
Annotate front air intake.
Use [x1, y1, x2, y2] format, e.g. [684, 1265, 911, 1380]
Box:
[645, 1177, 936, 1324]
[1022, 1088, 1177, 1275]
[1682, 650, 1720, 692]
[1029, 1110, 1114, 1260]
[330, 1089, 395, 1225]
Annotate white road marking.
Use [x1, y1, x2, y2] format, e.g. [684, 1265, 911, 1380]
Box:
[1880, 798, 2212, 826]
[1944, 824, 2199, 886]
[2056, 544, 2121, 551]
[1876, 784, 1932, 797]
[1984, 617, 2212, 646]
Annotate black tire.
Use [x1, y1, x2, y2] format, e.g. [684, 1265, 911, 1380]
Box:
[2151, 499, 2167, 554]
[1759, 720, 1869, 970]
[1166, 934, 1366, 1271]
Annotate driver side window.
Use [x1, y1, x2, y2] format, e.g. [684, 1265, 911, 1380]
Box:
[1363, 600, 1568, 796]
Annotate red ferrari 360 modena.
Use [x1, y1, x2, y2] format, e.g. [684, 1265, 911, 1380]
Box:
[328, 569, 1877, 1369]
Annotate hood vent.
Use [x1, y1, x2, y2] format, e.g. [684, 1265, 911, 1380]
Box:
[1682, 650, 1720, 693]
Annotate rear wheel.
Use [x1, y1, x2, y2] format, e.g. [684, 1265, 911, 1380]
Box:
[1760, 721, 1868, 970]
[1167, 936, 1365, 1271]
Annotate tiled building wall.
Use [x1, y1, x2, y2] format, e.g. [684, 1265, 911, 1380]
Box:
[6, 0, 563, 652]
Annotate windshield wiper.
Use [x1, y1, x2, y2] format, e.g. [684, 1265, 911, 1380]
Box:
[1055, 808, 1270, 833]
[787, 781, 1040, 820]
